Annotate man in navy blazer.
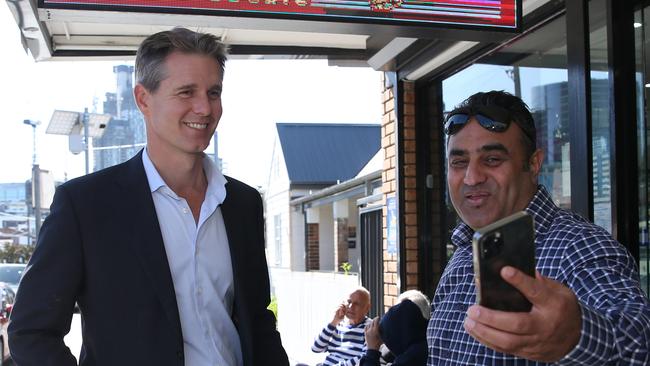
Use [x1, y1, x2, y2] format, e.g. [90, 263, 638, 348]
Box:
[8, 28, 289, 366]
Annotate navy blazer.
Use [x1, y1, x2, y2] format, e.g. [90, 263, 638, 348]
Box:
[8, 151, 289, 366]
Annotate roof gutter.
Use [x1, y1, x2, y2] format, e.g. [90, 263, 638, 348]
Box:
[290, 170, 381, 207]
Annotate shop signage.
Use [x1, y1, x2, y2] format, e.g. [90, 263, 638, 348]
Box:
[42, 0, 519, 29]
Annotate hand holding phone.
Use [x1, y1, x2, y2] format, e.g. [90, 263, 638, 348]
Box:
[472, 211, 535, 312]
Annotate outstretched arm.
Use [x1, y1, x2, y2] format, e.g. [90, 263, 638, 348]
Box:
[464, 268, 581, 362]
[465, 243, 650, 366]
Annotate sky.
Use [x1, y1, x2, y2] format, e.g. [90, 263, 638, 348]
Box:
[0, 4, 383, 189]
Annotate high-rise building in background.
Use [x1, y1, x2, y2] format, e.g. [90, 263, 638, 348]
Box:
[531, 78, 611, 230]
[93, 65, 146, 171]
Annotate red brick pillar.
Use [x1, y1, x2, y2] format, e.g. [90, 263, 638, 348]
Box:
[402, 82, 419, 290]
[307, 223, 319, 271]
[381, 74, 418, 311]
[381, 74, 399, 310]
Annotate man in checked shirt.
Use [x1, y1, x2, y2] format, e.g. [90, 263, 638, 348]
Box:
[428, 90, 650, 365]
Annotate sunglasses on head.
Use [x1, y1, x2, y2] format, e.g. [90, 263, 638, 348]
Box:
[444, 107, 535, 144]
[444, 113, 509, 136]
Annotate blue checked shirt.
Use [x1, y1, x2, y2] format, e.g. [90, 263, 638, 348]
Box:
[427, 186, 650, 365]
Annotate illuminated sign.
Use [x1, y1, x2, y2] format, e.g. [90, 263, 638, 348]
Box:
[42, 0, 519, 29]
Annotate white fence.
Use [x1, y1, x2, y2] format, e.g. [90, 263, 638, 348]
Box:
[271, 268, 360, 366]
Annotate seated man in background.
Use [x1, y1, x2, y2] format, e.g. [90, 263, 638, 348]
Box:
[361, 290, 429, 366]
[312, 287, 372, 365]
[428, 90, 650, 364]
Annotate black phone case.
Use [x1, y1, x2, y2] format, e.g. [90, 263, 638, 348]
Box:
[472, 211, 536, 312]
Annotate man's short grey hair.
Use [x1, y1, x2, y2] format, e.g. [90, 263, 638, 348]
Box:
[135, 27, 228, 93]
[397, 290, 431, 320]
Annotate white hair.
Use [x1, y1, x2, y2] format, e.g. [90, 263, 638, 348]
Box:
[397, 290, 431, 320]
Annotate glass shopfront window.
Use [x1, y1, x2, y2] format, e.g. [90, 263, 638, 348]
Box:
[442, 14, 570, 208]
[589, 0, 612, 234]
[635, 4, 650, 297]
[439, 4, 649, 295]
[440, 15, 569, 259]
[442, 3, 619, 234]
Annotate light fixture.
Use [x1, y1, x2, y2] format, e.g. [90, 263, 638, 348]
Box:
[404, 41, 479, 81]
[634, 22, 643, 29]
[47, 110, 111, 138]
[46, 109, 112, 174]
[368, 37, 418, 71]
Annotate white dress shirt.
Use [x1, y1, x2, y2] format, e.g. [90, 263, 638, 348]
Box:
[142, 150, 243, 366]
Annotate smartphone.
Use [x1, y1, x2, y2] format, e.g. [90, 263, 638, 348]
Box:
[472, 211, 536, 312]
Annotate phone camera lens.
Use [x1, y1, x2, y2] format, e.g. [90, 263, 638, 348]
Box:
[482, 233, 502, 258]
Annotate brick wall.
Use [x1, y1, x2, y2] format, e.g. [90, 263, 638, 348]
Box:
[307, 223, 319, 270]
[381, 74, 418, 311]
[402, 81, 419, 291]
[382, 73, 398, 311]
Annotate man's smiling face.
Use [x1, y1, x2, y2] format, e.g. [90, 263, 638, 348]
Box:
[135, 51, 223, 159]
[446, 118, 542, 230]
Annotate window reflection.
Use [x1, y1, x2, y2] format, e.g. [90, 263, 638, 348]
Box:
[590, 0, 612, 234]
[439, 3, 648, 298]
[635, 5, 650, 297]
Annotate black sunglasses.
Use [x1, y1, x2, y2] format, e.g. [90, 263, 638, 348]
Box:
[444, 113, 509, 135]
[444, 108, 536, 144]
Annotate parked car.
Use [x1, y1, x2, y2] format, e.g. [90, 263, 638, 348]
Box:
[0, 282, 15, 365]
[0, 263, 26, 294]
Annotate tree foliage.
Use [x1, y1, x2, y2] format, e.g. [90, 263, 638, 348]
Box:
[268, 295, 278, 321]
[0, 243, 34, 264]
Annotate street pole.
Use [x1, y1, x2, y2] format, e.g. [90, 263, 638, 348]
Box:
[33, 164, 42, 241]
[25, 196, 31, 245]
[513, 65, 521, 98]
[83, 108, 90, 175]
[31, 125, 36, 165]
[23, 119, 40, 244]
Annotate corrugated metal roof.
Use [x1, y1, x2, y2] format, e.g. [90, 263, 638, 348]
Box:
[276, 123, 380, 185]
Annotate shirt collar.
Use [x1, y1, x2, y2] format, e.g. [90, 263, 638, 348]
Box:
[202, 153, 228, 206]
[142, 149, 166, 193]
[524, 185, 559, 237]
[142, 148, 228, 205]
[451, 185, 557, 247]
